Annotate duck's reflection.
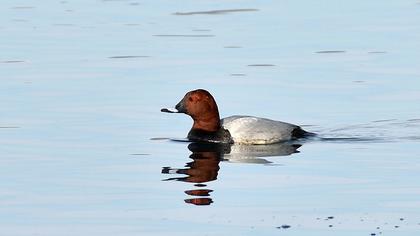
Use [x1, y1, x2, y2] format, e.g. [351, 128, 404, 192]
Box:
[162, 142, 302, 206]
[162, 142, 228, 205]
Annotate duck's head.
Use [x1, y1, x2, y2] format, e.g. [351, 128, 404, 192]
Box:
[162, 89, 221, 132]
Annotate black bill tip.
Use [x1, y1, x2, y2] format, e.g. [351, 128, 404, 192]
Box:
[161, 108, 178, 113]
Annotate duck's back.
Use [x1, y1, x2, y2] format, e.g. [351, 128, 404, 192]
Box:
[221, 116, 302, 144]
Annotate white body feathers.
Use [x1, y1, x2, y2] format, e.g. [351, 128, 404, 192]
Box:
[221, 116, 300, 145]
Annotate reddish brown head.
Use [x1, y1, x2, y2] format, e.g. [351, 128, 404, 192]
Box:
[175, 89, 221, 132]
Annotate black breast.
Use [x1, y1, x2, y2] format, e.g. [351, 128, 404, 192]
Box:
[187, 128, 234, 144]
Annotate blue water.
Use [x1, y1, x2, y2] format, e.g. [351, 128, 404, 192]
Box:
[1, 0, 420, 235]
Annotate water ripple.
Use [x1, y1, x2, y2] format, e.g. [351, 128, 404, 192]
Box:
[174, 9, 259, 16]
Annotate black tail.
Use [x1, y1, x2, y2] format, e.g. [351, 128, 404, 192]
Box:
[292, 127, 316, 139]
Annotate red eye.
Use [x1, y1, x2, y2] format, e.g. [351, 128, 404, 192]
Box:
[189, 97, 193, 102]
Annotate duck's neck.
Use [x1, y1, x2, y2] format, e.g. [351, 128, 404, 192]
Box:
[192, 117, 221, 132]
[192, 114, 221, 132]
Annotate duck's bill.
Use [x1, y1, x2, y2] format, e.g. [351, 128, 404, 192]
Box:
[161, 108, 179, 113]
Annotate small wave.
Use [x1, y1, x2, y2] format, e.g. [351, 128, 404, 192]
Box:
[1, 60, 25, 63]
[109, 55, 150, 59]
[173, 9, 259, 16]
[153, 34, 214, 37]
[247, 64, 275, 67]
[315, 50, 346, 54]
[321, 118, 420, 143]
[318, 137, 384, 143]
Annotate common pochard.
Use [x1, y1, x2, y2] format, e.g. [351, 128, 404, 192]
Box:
[161, 89, 313, 145]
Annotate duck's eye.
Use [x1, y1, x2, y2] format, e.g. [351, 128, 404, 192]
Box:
[188, 97, 194, 102]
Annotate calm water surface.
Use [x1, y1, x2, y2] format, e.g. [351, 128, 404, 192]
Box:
[1, 0, 420, 235]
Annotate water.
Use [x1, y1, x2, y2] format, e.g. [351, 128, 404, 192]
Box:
[1, 0, 420, 235]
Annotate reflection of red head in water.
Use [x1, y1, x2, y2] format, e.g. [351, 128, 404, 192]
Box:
[184, 197, 213, 206]
[162, 143, 227, 206]
[184, 189, 214, 205]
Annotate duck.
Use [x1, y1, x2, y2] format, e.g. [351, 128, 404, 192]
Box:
[161, 89, 313, 145]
